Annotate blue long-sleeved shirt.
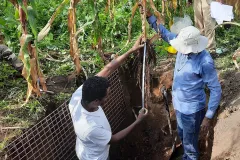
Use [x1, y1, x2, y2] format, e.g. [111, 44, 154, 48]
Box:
[148, 15, 222, 119]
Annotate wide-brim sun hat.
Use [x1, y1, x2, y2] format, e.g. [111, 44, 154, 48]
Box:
[170, 26, 208, 54]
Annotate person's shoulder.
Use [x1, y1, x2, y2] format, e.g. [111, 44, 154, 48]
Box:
[70, 85, 83, 101]
[199, 50, 214, 64]
[69, 85, 83, 113]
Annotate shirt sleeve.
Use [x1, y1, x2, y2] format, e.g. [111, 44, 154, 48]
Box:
[201, 61, 222, 119]
[147, 15, 177, 43]
[87, 127, 112, 146]
[69, 85, 83, 114]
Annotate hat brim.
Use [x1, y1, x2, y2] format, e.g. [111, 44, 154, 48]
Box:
[170, 36, 208, 54]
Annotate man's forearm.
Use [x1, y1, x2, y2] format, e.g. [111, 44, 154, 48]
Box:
[96, 49, 132, 78]
[0, 44, 23, 72]
[205, 91, 221, 119]
[109, 120, 140, 143]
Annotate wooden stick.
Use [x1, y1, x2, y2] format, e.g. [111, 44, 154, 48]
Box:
[1, 127, 25, 131]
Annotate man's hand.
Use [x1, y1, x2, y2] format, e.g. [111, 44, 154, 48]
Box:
[129, 36, 144, 53]
[136, 108, 148, 123]
[96, 37, 143, 78]
[109, 107, 148, 144]
[146, 9, 152, 18]
[201, 117, 212, 133]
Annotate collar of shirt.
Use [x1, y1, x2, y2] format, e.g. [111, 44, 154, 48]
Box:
[81, 105, 101, 117]
[187, 53, 199, 60]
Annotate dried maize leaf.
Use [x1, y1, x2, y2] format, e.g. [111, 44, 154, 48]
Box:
[128, 2, 139, 42]
[169, 20, 173, 28]
[73, 39, 81, 74]
[9, 0, 19, 8]
[162, 0, 165, 15]
[236, 0, 240, 17]
[31, 44, 47, 91]
[24, 82, 33, 105]
[97, 37, 107, 63]
[149, 34, 161, 44]
[139, 0, 147, 42]
[17, 0, 27, 14]
[68, 8, 74, 34]
[149, 0, 164, 24]
[68, 0, 81, 74]
[30, 58, 40, 96]
[68, 8, 75, 59]
[172, 0, 177, 10]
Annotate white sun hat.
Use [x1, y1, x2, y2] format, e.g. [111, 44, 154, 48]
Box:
[170, 26, 208, 54]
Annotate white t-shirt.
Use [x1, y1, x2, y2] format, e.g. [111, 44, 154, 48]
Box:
[69, 85, 112, 160]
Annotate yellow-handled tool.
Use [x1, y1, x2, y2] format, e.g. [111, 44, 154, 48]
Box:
[165, 46, 177, 54]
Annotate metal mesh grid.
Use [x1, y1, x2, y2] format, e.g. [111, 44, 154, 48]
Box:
[4, 70, 127, 160]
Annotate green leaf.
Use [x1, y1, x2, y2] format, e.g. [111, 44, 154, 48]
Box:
[14, 8, 20, 20]
[22, 34, 33, 81]
[27, 6, 38, 38]
[29, 0, 37, 12]
[0, 18, 6, 26]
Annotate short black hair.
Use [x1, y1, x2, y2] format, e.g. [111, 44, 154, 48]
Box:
[82, 76, 110, 104]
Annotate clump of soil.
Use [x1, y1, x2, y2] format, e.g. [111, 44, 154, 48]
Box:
[219, 71, 240, 109]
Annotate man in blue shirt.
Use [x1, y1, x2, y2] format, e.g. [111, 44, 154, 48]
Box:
[146, 12, 222, 159]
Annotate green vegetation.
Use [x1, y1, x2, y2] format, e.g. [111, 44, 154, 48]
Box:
[0, 0, 239, 151]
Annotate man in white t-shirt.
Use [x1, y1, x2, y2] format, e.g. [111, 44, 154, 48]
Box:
[69, 37, 148, 160]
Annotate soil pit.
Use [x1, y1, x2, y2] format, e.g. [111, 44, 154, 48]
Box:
[109, 59, 179, 160]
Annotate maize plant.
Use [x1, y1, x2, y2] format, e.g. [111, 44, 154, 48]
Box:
[9, 0, 47, 104]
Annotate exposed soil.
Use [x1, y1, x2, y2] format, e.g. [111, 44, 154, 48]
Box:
[109, 58, 178, 160]
[211, 106, 240, 160]
[210, 71, 240, 160]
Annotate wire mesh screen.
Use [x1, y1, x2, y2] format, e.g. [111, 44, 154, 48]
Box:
[102, 70, 127, 130]
[4, 70, 127, 160]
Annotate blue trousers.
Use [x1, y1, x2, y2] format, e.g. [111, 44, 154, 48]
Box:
[176, 109, 205, 160]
